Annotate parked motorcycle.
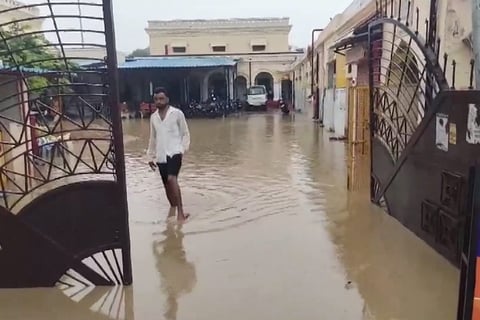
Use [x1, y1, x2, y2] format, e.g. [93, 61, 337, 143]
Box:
[280, 100, 289, 115]
[180, 99, 243, 119]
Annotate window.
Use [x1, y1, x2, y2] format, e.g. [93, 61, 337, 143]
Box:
[212, 46, 226, 52]
[172, 46, 186, 53]
[348, 64, 352, 73]
[247, 86, 266, 95]
[252, 45, 266, 52]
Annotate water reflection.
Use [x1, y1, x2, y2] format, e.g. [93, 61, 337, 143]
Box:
[122, 113, 460, 319]
[0, 285, 134, 320]
[154, 223, 196, 320]
[0, 112, 460, 319]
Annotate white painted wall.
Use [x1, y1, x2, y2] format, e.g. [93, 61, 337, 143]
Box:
[324, 89, 335, 132]
[334, 88, 347, 137]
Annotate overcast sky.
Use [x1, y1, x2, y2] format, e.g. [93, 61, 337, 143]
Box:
[22, 0, 353, 53]
[110, 0, 354, 53]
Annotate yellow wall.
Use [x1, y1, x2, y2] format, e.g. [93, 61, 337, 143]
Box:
[150, 33, 289, 55]
[335, 54, 347, 88]
[147, 18, 291, 55]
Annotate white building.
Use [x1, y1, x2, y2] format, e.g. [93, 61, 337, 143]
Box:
[63, 47, 127, 66]
[146, 17, 291, 55]
[136, 17, 302, 102]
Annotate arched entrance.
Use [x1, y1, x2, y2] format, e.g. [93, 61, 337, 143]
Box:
[255, 72, 274, 99]
[234, 76, 247, 101]
[208, 72, 227, 100]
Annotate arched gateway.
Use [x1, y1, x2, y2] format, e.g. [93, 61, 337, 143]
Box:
[0, 0, 132, 288]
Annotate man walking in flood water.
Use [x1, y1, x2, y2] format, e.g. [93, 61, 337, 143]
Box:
[147, 87, 191, 222]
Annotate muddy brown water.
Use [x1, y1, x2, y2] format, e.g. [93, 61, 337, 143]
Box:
[0, 112, 459, 319]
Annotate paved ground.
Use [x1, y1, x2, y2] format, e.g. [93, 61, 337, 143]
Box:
[0, 112, 460, 320]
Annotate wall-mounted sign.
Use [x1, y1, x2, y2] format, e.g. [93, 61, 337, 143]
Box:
[467, 104, 480, 144]
[436, 113, 449, 152]
[450, 123, 457, 145]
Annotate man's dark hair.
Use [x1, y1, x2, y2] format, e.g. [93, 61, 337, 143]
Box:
[153, 87, 169, 97]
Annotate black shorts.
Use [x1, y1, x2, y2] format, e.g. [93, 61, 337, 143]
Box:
[157, 154, 182, 185]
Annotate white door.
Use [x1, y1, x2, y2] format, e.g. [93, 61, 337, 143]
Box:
[323, 89, 335, 131]
[334, 88, 347, 137]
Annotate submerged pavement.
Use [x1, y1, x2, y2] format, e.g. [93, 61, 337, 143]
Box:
[0, 113, 459, 319]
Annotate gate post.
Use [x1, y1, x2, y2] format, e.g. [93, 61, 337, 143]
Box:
[473, 0, 480, 88]
[457, 165, 480, 319]
[102, 0, 133, 285]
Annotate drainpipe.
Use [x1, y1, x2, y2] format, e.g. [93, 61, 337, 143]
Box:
[292, 70, 296, 109]
[311, 29, 324, 120]
[473, 0, 480, 88]
[315, 52, 321, 122]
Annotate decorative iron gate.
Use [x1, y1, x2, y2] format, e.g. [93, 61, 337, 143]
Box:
[368, 0, 480, 265]
[0, 1, 132, 287]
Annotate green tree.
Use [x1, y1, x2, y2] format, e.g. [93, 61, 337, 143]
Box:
[0, 23, 75, 93]
[127, 47, 150, 58]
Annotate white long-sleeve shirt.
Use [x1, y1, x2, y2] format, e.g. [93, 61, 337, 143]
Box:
[146, 107, 190, 163]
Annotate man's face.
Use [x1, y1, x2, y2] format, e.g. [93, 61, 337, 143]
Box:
[154, 92, 169, 109]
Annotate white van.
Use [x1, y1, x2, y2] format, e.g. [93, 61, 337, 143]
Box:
[247, 85, 267, 110]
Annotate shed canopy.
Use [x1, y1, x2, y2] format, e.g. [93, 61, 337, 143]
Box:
[119, 56, 237, 69]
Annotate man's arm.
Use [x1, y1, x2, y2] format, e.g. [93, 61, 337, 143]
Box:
[178, 110, 190, 153]
[146, 117, 156, 162]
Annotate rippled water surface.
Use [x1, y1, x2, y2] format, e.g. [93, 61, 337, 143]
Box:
[0, 112, 459, 319]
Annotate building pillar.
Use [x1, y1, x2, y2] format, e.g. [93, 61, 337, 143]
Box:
[183, 77, 188, 104]
[248, 60, 253, 87]
[229, 67, 234, 101]
[473, 0, 480, 88]
[273, 80, 281, 101]
[202, 73, 209, 102]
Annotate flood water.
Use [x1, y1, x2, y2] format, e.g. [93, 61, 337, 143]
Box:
[0, 112, 459, 319]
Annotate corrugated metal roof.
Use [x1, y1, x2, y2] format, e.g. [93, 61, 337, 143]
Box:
[119, 56, 237, 69]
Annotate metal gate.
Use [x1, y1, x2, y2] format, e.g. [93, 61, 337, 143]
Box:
[0, 1, 132, 288]
[368, 0, 480, 264]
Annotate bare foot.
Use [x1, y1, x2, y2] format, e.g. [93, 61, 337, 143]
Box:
[166, 207, 177, 223]
[177, 213, 190, 224]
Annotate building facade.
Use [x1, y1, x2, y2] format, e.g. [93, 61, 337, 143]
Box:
[146, 18, 291, 55]
[63, 47, 127, 66]
[144, 18, 302, 102]
[291, 0, 478, 268]
[292, 0, 475, 130]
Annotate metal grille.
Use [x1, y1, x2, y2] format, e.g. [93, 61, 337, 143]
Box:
[0, 0, 132, 288]
[370, 0, 449, 162]
[0, 1, 117, 210]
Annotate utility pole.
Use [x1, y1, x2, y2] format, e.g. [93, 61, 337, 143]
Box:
[77, 0, 85, 47]
[473, 0, 480, 88]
